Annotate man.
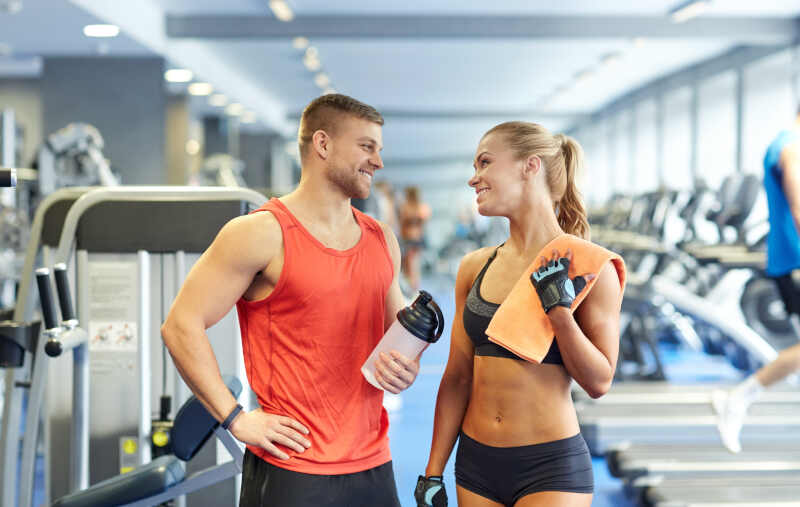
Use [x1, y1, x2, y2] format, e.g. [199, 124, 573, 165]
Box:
[713, 106, 800, 453]
[162, 94, 418, 506]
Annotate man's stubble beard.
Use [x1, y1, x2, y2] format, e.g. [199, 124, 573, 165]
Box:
[327, 161, 370, 200]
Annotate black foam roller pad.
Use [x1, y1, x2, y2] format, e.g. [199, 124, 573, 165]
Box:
[0, 168, 15, 188]
[35, 270, 58, 330]
[53, 265, 76, 321]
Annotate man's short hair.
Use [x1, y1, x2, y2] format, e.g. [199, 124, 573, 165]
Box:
[298, 94, 384, 161]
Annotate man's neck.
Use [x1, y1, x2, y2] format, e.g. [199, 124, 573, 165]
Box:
[282, 178, 356, 229]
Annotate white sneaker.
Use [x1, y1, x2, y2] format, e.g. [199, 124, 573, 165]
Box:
[711, 389, 745, 454]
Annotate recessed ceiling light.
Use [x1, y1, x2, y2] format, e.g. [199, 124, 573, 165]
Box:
[303, 55, 321, 72]
[185, 139, 201, 156]
[188, 82, 213, 96]
[226, 103, 244, 116]
[209, 94, 228, 107]
[632, 37, 646, 48]
[314, 73, 330, 88]
[669, 0, 711, 23]
[269, 0, 294, 22]
[0, 43, 11, 56]
[241, 111, 257, 124]
[292, 37, 309, 50]
[164, 68, 193, 83]
[83, 24, 120, 38]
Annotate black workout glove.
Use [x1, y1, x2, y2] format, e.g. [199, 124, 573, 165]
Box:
[530, 256, 588, 313]
[415, 475, 447, 507]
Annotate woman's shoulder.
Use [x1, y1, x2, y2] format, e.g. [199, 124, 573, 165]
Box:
[457, 245, 498, 280]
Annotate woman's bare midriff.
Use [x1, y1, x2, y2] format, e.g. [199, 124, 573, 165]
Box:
[461, 355, 579, 447]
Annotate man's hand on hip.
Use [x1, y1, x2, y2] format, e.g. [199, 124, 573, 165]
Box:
[229, 408, 311, 460]
[374, 350, 420, 394]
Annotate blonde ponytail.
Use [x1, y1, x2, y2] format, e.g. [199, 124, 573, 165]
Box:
[554, 134, 589, 240]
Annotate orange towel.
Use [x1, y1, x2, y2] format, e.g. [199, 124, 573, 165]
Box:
[486, 234, 626, 363]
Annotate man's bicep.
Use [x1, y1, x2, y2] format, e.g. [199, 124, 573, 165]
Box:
[171, 217, 271, 330]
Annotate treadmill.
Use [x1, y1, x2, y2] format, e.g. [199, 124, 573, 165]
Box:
[577, 399, 800, 455]
[607, 442, 800, 480]
[641, 484, 800, 507]
[630, 473, 800, 507]
[574, 381, 800, 404]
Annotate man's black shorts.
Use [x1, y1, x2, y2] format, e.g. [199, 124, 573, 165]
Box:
[239, 450, 402, 507]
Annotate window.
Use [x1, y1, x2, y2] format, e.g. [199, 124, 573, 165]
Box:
[697, 71, 737, 189]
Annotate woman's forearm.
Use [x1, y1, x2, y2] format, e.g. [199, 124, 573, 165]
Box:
[425, 375, 471, 476]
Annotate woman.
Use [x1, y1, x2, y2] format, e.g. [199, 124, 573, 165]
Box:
[416, 122, 623, 507]
[400, 185, 432, 290]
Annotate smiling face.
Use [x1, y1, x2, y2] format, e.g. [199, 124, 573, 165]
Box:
[325, 116, 384, 199]
[468, 132, 529, 216]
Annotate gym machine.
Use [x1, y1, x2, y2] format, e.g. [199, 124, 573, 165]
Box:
[2, 186, 267, 507]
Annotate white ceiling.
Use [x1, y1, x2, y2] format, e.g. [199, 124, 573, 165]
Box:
[158, 0, 800, 17]
[0, 0, 150, 55]
[1, 0, 799, 164]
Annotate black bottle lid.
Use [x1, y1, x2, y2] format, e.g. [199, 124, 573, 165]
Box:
[396, 290, 444, 343]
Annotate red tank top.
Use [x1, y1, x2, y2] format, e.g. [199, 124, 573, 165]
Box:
[236, 198, 394, 474]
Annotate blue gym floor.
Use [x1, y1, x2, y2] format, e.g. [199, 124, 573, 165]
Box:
[20, 274, 747, 506]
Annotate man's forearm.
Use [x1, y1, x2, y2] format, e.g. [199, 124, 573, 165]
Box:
[162, 322, 239, 422]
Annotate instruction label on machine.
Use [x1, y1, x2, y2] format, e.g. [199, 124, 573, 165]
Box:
[88, 261, 138, 351]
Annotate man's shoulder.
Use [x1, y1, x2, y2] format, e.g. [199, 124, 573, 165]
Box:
[231, 209, 281, 235]
[217, 211, 283, 257]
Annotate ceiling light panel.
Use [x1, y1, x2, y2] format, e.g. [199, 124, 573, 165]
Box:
[164, 68, 193, 82]
[269, 0, 294, 22]
[209, 94, 228, 107]
[83, 24, 120, 38]
[188, 82, 213, 96]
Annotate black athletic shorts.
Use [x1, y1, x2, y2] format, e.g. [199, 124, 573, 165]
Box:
[773, 272, 800, 316]
[239, 449, 401, 507]
[455, 431, 593, 506]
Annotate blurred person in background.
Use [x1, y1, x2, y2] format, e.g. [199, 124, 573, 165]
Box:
[375, 180, 400, 235]
[400, 185, 432, 290]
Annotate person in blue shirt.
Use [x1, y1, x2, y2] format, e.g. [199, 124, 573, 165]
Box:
[713, 107, 800, 453]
